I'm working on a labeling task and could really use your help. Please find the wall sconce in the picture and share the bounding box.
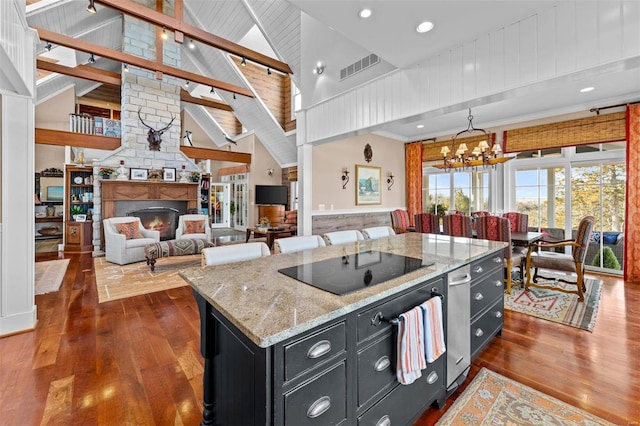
[341,168,350,189]
[267,168,274,176]
[387,172,394,190]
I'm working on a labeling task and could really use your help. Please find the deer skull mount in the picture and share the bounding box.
[138,108,175,151]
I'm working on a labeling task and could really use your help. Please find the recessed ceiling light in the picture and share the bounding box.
[416,124,424,129]
[580,86,595,93]
[416,21,434,33]
[359,8,372,18]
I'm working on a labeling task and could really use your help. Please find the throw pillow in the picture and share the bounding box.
[114,221,143,240]
[602,232,620,245]
[184,220,205,234]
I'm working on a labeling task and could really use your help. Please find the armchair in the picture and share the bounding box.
[176,214,211,242]
[524,215,595,302]
[390,209,415,234]
[103,217,160,265]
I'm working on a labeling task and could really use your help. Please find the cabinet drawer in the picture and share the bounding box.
[284,322,346,382]
[471,297,504,359]
[357,333,395,407]
[470,268,504,320]
[357,278,445,344]
[470,254,503,281]
[357,356,444,426]
[284,361,347,426]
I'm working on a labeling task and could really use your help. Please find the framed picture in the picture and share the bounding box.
[75,214,87,222]
[355,164,382,205]
[130,168,148,181]
[163,167,176,182]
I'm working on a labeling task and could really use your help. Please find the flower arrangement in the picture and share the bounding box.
[99,166,115,177]
[190,171,201,181]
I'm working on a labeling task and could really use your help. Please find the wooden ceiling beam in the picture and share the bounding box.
[95,0,292,74]
[180,146,251,164]
[180,89,232,111]
[34,27,254,98]
[36,59,121,86]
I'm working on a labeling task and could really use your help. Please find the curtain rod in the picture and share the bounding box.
[590,100,640,115]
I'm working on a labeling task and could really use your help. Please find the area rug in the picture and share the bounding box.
[94,255,201,303]
[436,368,614,425]
[504,274,602,332]
[35,259,70,295]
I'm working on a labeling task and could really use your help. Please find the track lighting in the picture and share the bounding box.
[267,68,272,75]
[161,26,168,40]
[44,41,52,52]
[123,63,129,72]
[233,93,236,99]
[88,54,96,64]
[86,0,97,14]
[210,87,215,94]
[188,39,195,49]
[241,57,246,66]
[185,80,190,87]
[313,62,325,75]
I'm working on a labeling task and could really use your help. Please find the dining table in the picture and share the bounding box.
[510,231,544,247]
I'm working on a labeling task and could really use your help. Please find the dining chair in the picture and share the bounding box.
[414,213,440,234]
[361,226,396,239]
[201,242,271,266]
[476,215,523,294]
[502,212,529,233]
[471,211,490,218]
[524,215,595,302]
[274,235,326,253]
[390,209,415,234]
[442,214,473,238]
[323,230,365,245]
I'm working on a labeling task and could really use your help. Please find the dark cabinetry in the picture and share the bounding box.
[199,173,211,217]
[469,253,504,359]
[64,165,94,252]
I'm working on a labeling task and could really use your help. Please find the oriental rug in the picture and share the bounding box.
[35,259,70,295]
[504,274,602,332]
[94,255,200,303]
[436,368,614,425]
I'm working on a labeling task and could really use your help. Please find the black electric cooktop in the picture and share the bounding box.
[278,250,434,295]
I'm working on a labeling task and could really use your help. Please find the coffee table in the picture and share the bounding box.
[246,227,294,249]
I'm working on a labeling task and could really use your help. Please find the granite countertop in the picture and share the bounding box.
[180,233,506,348]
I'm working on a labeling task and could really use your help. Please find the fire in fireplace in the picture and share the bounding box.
[127,207,180,241]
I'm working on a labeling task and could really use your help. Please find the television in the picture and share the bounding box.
[46,186,64,202]
[255,185,288,205]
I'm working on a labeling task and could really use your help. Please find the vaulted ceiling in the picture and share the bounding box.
[28,0,640,166]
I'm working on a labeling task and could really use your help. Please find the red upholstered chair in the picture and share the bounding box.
[414,213,440,234]
[476,215,523,294]
[390,209,415,234]
[502,212,529,233]
[524,215,594,302]
[442,214,473,238]
[471,211,490,218]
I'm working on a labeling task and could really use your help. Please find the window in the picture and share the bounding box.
[424,170,489,215]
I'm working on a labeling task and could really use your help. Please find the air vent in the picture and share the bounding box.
[340,54,379,80]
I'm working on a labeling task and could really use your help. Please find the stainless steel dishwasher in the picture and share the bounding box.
[446,265,471,394]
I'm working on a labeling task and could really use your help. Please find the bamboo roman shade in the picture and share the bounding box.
[422,134,496,162]
[503,112,626,153]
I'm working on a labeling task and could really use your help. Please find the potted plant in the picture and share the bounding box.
[70,205,83,221]
[99,166,115,179]
[229,200,236,218]
[190,171,201,182]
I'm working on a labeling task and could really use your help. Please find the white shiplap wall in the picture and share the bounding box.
[1,0,33,96]
[304,1,640,143]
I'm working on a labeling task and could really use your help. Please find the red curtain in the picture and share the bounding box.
[625,104,640,282]
[405,142,423,227]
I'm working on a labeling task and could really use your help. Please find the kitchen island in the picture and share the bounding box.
[180,232,506,426]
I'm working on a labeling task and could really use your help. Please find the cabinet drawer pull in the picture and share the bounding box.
[474,328,484,337]
[307,340,331,359]
[494,311,503,318]
[306,396,331,418]
[494,280,503,287]
[473,266,483,274]
[374,356,391,372]
[474,292,484,301]
[376,414,391,426]
[493,256,503,264]
[426,371,439,385]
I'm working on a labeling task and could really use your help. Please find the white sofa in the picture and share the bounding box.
[176,214,211,242]
[103,217,160,265]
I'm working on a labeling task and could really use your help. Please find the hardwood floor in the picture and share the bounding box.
[1,252,638,425]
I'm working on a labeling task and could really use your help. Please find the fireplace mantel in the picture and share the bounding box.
[101,180,199,220]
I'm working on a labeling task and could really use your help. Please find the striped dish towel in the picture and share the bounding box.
[396,306,427,385]
[420,297,446,363]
